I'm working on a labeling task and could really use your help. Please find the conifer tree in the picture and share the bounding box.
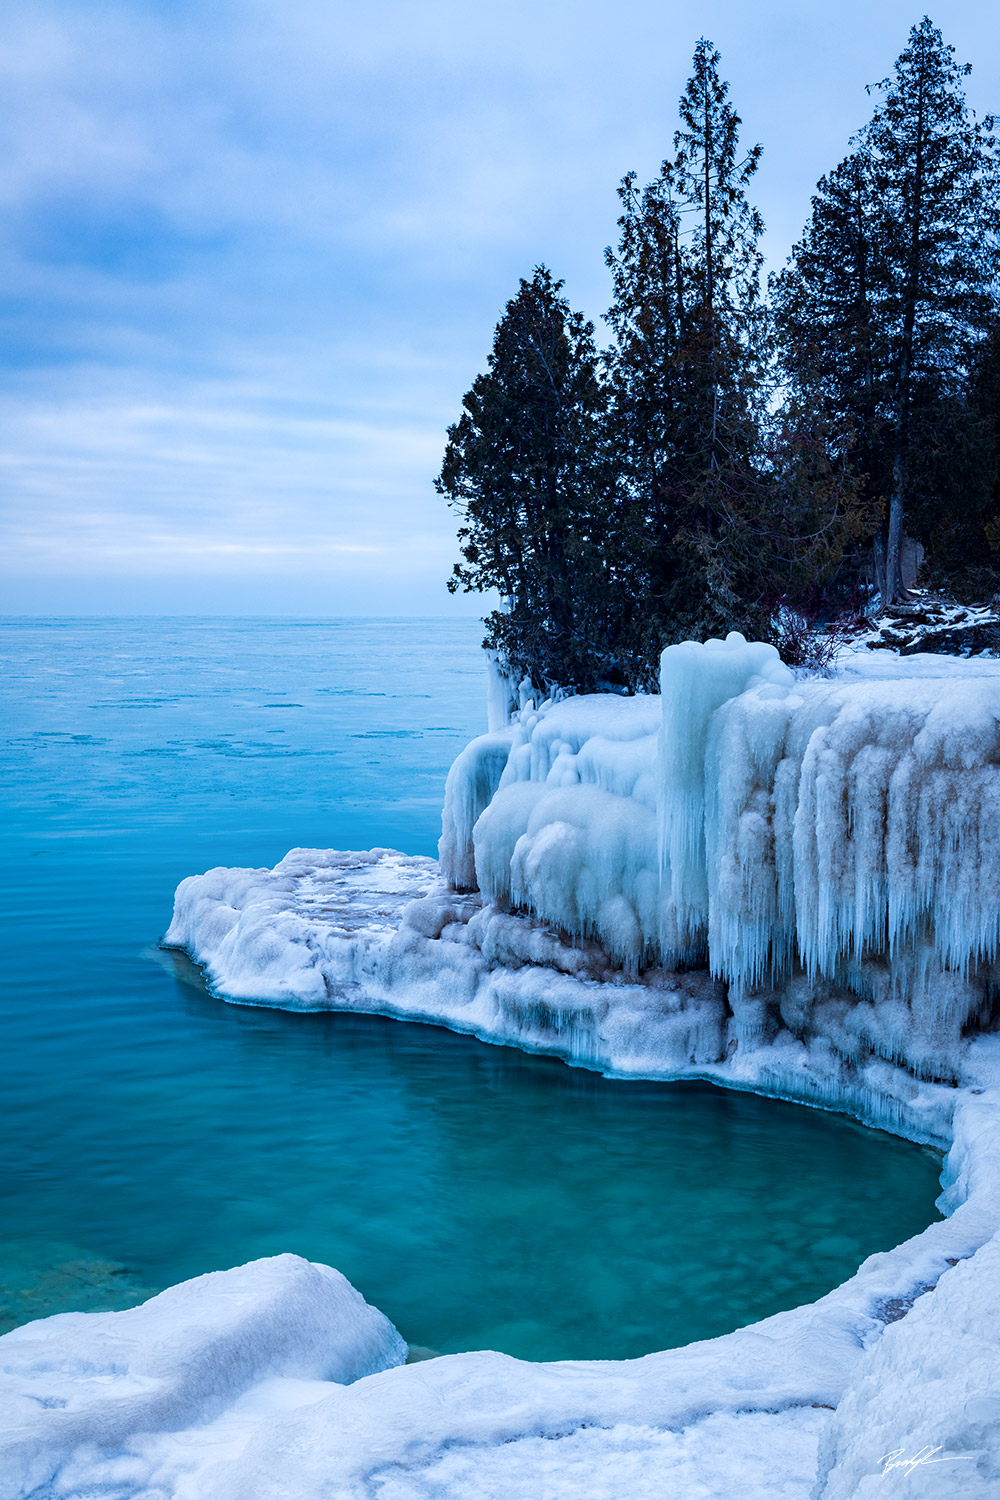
[437,267,616,691]
[603,39,770,668]
[771,152,892,545]
[910,320,1000,596]
[773,17,999,605]
[602,167,690,676]
[670,37,765,480]
[862,16,998,600]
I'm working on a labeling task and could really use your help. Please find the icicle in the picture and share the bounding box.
[658,633,793,951]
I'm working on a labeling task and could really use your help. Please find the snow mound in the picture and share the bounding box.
[0,1254,405,1500]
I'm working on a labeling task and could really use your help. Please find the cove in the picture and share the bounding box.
[0,618,942,1362]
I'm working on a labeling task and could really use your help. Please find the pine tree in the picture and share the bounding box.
[911,320,1000,596]
[862,16,999,601]
[771,151,893,552]
[602,167,690,678]
[436,267,617,692]
[603,39,770,670]
[670,37,765,481]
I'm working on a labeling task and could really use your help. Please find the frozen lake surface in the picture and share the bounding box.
[0,618,942,1360]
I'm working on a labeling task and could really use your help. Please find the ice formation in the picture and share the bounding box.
[437,635,1000,1086]
[13,632,1000,1497]
[164,636,1000,1140]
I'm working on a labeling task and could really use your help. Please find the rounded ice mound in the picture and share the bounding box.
[0,1254,406,1500]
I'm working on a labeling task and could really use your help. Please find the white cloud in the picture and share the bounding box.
[1,0,998,612]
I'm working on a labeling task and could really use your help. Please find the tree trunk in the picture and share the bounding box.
[882,54,927,609]
[884,462,908,605]
[872,534,887,601]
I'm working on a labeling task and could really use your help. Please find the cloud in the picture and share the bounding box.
[1,0,998,612]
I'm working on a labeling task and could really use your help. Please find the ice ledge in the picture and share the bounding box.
[165,845,974,1147]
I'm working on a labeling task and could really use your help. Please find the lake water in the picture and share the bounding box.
[0,618,942,1361]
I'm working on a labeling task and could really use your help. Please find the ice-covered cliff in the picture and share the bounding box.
[440,634,1000,1089]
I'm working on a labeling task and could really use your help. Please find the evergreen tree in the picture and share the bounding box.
[773,17,999,605]
[670,37,765,480]
[603,38,771,671]
[771,151,893,554]
[437,267,617,692]
[862,16,999,600]
[602,167,690,677]
[910,320,1000,596]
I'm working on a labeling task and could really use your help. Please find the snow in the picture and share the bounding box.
[816,1212,1000,1498]
[214,1393,829,1499]
[13,632,1000,1497]
[846,592,1000,658]
[0,1254,405,1500]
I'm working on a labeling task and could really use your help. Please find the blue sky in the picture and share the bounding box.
[2,1,998,616]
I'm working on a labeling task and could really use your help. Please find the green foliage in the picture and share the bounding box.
[439,20,1000,693]
[775,17,1000,603]
[771,152,894,522]
[436,267,622,693]
[601,38,775,677]
[866,17,1000,599]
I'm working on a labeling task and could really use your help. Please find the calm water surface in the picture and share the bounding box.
[0,618,942,1360]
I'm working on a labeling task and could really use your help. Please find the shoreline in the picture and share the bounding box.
[151,841,1000,1495]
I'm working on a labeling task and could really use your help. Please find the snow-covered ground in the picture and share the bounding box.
[6,633,1000,1497]
[847,590,1000,658]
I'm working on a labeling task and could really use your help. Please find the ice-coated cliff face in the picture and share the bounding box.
[465,693,662,963]
[440,635,1000,1082]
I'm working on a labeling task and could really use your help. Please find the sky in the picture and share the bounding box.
[2,1,999,616]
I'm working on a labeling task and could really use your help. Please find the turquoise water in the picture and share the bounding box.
[0,618,942,1361]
